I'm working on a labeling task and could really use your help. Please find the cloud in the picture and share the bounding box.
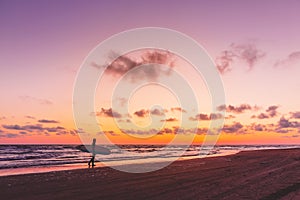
[189,114,209,121]
[170,107,186,113]
[278,117,300,129]
[216,50,235,74]
[247,123,267,132]
[266,105,279,117]
[117,119,131,123]
[249,113,300,134]
[75,128,89,136]
[231,43,266,69]
[44,126,65,132]
[69,130,77,136]
[222,122,243,133]
[275,128,291,134]
[175,127,208,135]
[161,117,178,122]
[2,124,23,130]
[96,108,122,118]
[25,116,35,119]
[3,124,65,133]
[210,113,224,120]
[91,50,175,81]
[282,134,300,138]
[290,111,300,119]
[256,113,269,119]
[253,124,264,131]
[0,133,20,138]
[274,51,300,68]
[216,104,226,111]
[253,105,279,119]
[189,113,223,121]
[0,116,6,120]
[172,127,209,135]
[150,108,166,116]
[133,109,149,118]
[122,128,160,136]
[194,128,209,135]
[225,114,236,119]
[0,129,24,138]
[273,116,300,134]
[217,104,252,114]
[216,43,265,74]
[120,126,210,136]
[227,104,252,114]
[104,130,120,136]
[38,119,59,123]
[19,95,53,105]
[162,128,173,134]
[133,108,175,118]
[2,123,76,137]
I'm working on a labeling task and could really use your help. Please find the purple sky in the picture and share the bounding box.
[0,0,300,143]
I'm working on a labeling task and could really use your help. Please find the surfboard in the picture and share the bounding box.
[76,145,111,155]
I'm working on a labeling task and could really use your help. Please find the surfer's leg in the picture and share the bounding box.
[92,156,95,167]
[88,157,92,167]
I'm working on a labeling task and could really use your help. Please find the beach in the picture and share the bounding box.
[0,148,299,200]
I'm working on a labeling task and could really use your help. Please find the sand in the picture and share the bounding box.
[0,148,299,200]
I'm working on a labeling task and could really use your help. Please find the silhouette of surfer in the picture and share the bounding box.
[88,138,96,168]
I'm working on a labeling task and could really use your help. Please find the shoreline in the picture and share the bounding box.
[1,148,300,199]
[0,146,297,177]
[0,148,242,177]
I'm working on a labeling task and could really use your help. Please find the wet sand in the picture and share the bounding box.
[0,148,299,200]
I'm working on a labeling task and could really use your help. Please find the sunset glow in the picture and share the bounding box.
[1,0,300,145]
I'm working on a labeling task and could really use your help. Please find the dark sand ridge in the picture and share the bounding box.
[0,148,299,200]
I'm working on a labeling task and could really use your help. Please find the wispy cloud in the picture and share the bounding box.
[274,51,300,68]
[133,109,149,118]
[117,119,131,123]
[1,123,77,137]
[217,104,253,114]
[215,50,235,74]
[252,105,279,119]
[96,108,122,118]
[189,114,210,121]
[216,42,265,74]
[170,107,186,113]
[25,116,35,119]
[248,123,266,132]
[225,114,236,119]
[150,108,166,116]
[161,117,178,122]
[19,95,53,105]
[103,130,120,136]
[189,113,223,121]
[118,127,209,136]
[231,43,266,69]
[0,133,20,138]
[38,119,59,123]
[91,50,175,82]
[253,113,269,119]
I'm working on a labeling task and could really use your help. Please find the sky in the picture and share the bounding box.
[0,0,300,144]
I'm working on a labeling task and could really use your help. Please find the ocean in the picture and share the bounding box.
[0,144,299,176]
